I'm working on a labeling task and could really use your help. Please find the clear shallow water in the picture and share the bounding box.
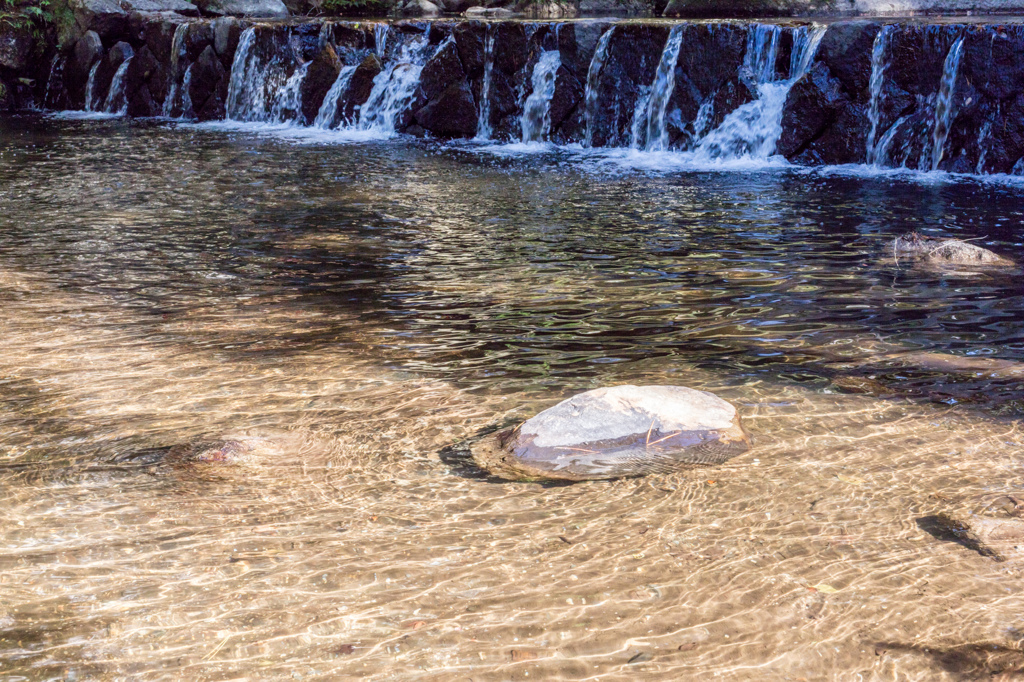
[1,114,1024,679]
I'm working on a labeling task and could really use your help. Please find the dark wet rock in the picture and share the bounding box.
[124,45,159,115]
[70,0,129,40]
[323,22,369,52]
[473,385,751,482]
[196,0,288,17]
[453,21,486,78]
[934,512,1024,562]
[300,43,342,124]
[587,25,670,147]
[893,233,1015,269]
[548,65,584,140]
[415,82,478,137]
[213,17,243,60]
[144,12,191,65]
[411,37,477,137]
[664,23,750,148]
[336,53,380,126]
[816,21,879,97]
[182,21,215,62]
[778,61,850,160]
[67,30,104,108]
[0,24,33,72]
[186,44,227,120]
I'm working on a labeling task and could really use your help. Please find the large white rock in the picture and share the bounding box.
[474,385,751,481]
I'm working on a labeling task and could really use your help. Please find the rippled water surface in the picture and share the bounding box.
[2,114,1024,680]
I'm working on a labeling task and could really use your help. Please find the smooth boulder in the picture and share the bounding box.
[935,512,1024,563]
[474,385,751,481]
[893,233,1015,269]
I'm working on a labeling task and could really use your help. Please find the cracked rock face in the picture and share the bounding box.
[474,385,751,481]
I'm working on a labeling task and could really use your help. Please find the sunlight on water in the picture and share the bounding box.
[1,116,1023,680]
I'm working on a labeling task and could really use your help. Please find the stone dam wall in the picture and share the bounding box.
[22,16,1024,174]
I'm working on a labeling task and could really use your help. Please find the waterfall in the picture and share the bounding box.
[929,35,964,171]
[181,67,194,118]
[475,27,496,140]
[642,25,684,151]
[84,62,101,112]
[357,35,430,135]
[374,23,389,60]
[584,27,615,147]
[314,64,358,129]
[629,87,651,149]
[271,62,309,124]
[692,24,825,163]
[976,116,994,174]
[162,23,189,117]
[44,54,66,109]
[102,53,134,114]
[520,51,561,143]
[874,114,907,167]
[865,25,893,164]
[226,28,262,120]
[744,24,781,84]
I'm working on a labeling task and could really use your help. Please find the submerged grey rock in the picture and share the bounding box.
[474,385,751,481]
[893,233,1015,269]
[935,512,1024,563]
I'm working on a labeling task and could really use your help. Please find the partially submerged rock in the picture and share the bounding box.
[893,232,1015,270]
[473,385,751,482]
[935,511,1024,563]
[166,437,276,465]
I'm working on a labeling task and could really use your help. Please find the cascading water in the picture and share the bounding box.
[314,65,358,129]
[374,23,389,60]
[162,23,189,117]
[692,24,825,163]
[520,51,561,143]
[357,34,430,135]
[102,52,134,115]
[641,25,684,151]
[629,87,652,149]
[929,35,964,171]
[270,62,309,124]
[865,25,893,164]
[584,27,615,147]
[475,27,496,140]
[744,24,781,84]
[226,28,264,120]
[44,55,66,109]
[84,62,101,112]
[226,27,304,123]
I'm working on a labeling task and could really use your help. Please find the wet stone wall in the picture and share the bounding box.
[38,16,1024,174]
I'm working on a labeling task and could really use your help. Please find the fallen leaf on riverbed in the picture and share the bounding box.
[809,584,839,594]
[402,620,427,630]
[835,475,866,486]
[510,649,538,662]
[335,644,356,655]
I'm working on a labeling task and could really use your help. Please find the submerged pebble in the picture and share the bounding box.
[473,385,751,482]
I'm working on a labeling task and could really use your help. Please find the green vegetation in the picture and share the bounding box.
[0,0,72,46]
[306,0,392,16]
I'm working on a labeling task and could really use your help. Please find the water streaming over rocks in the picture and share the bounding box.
[475,27,497,140]
[33,17,1024,176]
[520,50,561,143]
[930,35,965,172]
